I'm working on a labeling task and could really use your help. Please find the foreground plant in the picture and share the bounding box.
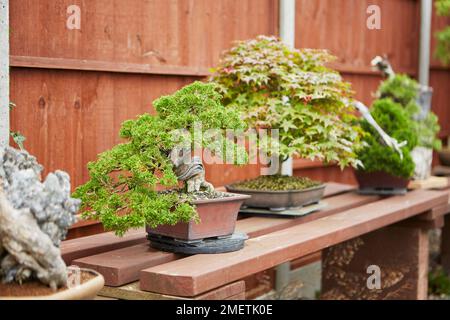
[210,35,363,171]
[73,82,247,236]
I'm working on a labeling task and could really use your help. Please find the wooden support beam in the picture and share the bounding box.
[322,225,429,300]
[10,55,210,77]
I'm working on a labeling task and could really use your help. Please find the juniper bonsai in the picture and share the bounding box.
[210,35,363,171]
[73,82,247,236]
[357,98,418,179]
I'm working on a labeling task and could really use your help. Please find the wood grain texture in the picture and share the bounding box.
[139,190,448,297]
[322,226,429,300]
[61,228,146,265]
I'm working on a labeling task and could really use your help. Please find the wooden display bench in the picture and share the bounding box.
[61,182,450,300]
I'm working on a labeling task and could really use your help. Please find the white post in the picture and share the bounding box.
[279,0,296,176]
[0,0,9,148]
[419,0,432,86]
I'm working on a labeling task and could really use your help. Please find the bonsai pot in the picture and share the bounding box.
[438,148,450,167]
[0,268,104,300]
[355,170,410,190]
[225,184,326,210]
[146,193,251,241]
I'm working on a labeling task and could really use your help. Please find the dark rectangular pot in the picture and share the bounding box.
[224,184,326,210]
[355,170,410,190]
[146,193,251,241]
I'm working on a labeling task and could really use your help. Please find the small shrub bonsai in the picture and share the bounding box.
[210,36,363,195]
[73,82,248,237]
[356,98,418,183]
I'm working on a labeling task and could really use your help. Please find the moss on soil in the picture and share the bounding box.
[231,175,322,191]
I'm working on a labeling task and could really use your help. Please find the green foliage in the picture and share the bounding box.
[8,101,26,150]
[429,266,450,297]
[210,35,363,169]
[377,74,441,150]
[357,99,418,179]
[73,82,247,236]
[435,0,450,65]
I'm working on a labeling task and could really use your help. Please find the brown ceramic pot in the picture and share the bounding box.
[146,193,251,241]
[355,170,410,190]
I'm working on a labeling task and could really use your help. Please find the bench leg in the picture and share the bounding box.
[321,225,429,300]
[441,215,450,274]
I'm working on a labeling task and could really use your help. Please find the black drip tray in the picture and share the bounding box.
[147,232,248,254]
[358,188,407,196]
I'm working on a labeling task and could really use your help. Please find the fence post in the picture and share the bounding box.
[0,0,9,148]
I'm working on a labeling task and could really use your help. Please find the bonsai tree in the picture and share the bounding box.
[73,82,247,236]
[377,74,441,151]
[435,0,450,65]
[210,35,363,174]
[357,98,418,179]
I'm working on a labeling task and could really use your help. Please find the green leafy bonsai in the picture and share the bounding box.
[73,82,247,236]
[210,36,363,171]
[435,0,450,65]
[357,98,418,178]
[377,74,441,150]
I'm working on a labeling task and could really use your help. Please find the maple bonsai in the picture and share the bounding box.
[73,82,248,237]
[210,36,363,193]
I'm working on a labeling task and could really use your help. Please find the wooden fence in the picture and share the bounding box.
[8,0,450,235]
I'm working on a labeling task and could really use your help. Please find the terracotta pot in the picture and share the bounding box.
[438,149,450,167]
[355,170,410,190]
[0,268,104,300]
[146,193,251,241]
[225,184,326,210]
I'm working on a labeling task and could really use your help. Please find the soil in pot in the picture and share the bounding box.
[0,269,102,299]
[355,170,410,195]
[225,175,326,210]
[147,190,250,248]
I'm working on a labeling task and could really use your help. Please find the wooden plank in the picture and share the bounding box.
[98,280,245,300]
[237,192,379,238]
[323,182,356,197]
[61,228,146,265]
[408,176,450,190]
[10,55,210,77]
[140,190,448,297]
[74,189,364,286]
[73,244,181,286]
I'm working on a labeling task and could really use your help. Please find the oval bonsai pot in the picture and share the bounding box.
[438,148,450,167]
[224,184,326,210]
[0,268,104,300]
[146,193,251,241]
[355,170,410,190]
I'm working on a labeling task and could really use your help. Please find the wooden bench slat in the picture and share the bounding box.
[98,280,245,300]
[323,182,356,197]
[73,243,182,286]
[61,228,146,265]
[72,191,375,287]
[140,189,448,297]
[237,192,379,238]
